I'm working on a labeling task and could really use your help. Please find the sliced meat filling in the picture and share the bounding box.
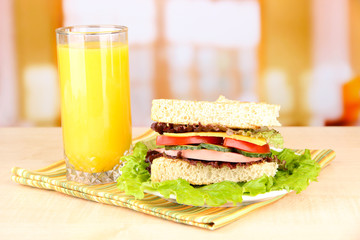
[145,149,276,173]
[156,148,262,163]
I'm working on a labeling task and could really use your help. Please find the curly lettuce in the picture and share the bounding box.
[117,143,149,199]
[226,128,284,148]
[117,142,321,207]
[271,148,321,193]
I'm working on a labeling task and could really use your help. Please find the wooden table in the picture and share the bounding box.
[1,127,359,239]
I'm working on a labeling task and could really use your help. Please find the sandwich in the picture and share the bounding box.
[147,96,283,185]
[117,96,321,207]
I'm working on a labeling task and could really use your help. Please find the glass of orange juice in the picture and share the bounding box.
[56,25,132,184]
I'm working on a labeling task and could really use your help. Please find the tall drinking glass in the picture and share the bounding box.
[56,25,132,184]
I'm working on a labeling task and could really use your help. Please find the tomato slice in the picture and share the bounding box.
[223,138,270,153]
[156,135,223,146]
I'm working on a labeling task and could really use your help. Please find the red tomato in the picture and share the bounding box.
[223,138,270,153]
[156,135,223,146]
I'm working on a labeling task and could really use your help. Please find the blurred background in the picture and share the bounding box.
[0,0,360,127]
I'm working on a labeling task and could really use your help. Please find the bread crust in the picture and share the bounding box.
[151,97,281,129]
[150,157,278,185]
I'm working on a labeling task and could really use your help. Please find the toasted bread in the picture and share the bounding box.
[150,157,278,185]
[151,96,281,129]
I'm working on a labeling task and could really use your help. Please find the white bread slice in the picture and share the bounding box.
[151,96,281,129]
[150,157,278,185]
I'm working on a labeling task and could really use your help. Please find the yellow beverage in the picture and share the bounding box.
[57,42,131,173]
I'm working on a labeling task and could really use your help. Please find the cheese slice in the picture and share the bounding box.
[163,132,267,146]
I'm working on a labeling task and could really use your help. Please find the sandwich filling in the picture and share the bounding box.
[145,149,276,170]
[147,122,284,185]
[151,122,284,148]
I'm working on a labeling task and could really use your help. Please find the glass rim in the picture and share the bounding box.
[56,25,128,35]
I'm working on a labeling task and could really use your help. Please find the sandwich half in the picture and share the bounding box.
[146,96,284,185]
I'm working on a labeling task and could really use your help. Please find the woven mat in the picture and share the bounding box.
[11,130,335,230]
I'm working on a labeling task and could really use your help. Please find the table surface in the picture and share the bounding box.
[1,127,360,239]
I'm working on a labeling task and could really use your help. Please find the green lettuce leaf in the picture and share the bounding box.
[227,128,284,148]
[116,143,321,207]
[271,149,321,193]
[116,142,150,199]
[241,175,274,196]
[265,131,284,149]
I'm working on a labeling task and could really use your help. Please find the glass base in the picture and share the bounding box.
[65,159,120,185]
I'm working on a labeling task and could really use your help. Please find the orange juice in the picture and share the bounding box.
[57,42,131,173]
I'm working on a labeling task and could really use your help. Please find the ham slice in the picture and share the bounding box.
[154,149,262,163]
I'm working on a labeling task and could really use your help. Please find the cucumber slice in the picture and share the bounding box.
[165,143,270,158]
[165,143,232,152]
[234,149,271,158]
[199,143,232,152]
[165,145,202,150]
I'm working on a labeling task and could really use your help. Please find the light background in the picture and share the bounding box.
[0,0,360,127]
